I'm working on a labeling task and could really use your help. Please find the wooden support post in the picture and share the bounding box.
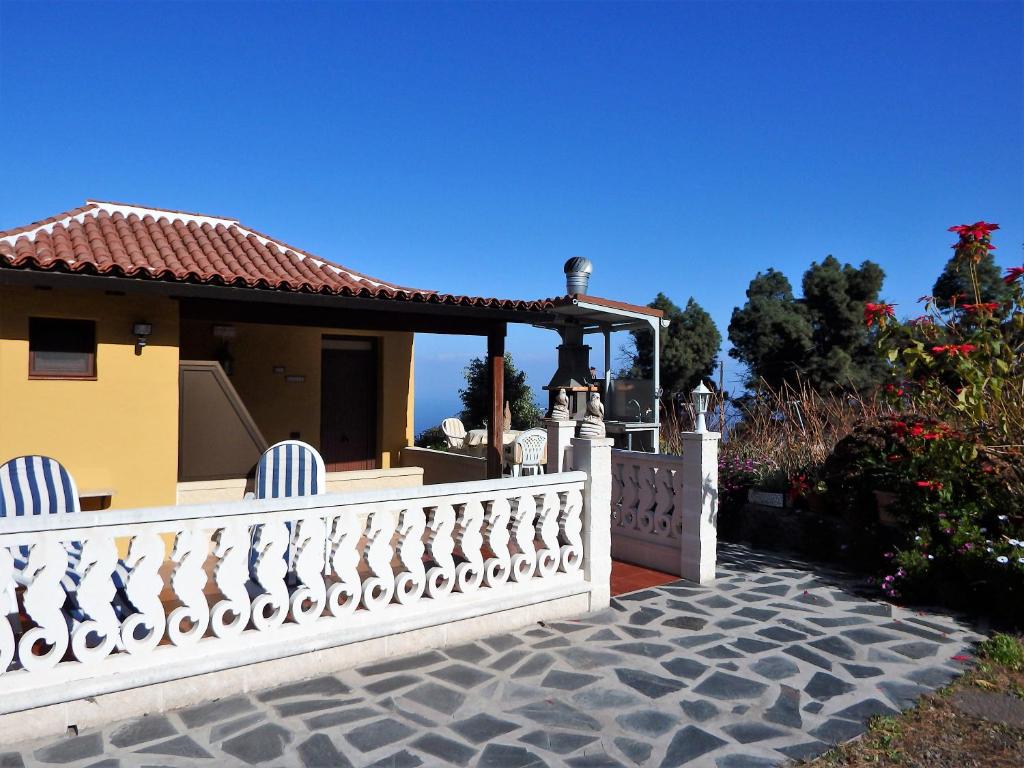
[487,326,506,479]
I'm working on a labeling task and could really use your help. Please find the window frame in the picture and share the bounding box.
[28,317,98,381]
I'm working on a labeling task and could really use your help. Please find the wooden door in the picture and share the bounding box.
[320,339,378,471]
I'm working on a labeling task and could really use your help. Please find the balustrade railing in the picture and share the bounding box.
[611,449,685,544]
[0,472,588,713]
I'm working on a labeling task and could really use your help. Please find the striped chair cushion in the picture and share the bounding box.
[254,441,326,500]
[0,455,80,519]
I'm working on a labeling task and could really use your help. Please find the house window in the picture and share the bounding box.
[29,318,97,379]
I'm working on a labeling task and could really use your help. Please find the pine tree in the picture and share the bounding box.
[458,354,543,430]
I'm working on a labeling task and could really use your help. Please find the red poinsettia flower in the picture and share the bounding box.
[915,480,944,490]
[864,302,896,327]
[1004,266,1024,285]
[962,302,1000,313]
[931,344,976,358]
[948,221,999,239]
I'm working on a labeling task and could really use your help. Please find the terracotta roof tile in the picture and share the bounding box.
[0,201,561,312]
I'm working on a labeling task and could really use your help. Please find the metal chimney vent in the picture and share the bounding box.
[564,257,593,295]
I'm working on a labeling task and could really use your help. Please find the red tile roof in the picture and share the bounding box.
[0,200,559,312]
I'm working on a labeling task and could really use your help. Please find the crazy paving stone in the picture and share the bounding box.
[614,668,687,699]
[679,699,720,723]
[783,645,833,671]
[881,621,951,643]
[615,709,677,737]
[807,616,867,628]
[446,643,492,663]
[833,698,898,722]
[511,699,601,731]
[734,607,779,621]
[878,681,931,709]
[402,681,466,715]
[178,695,256,728]
[693,671,768,700]
[365,749,424,768]
[732,638,780,654]
[358,651,447,676]
[841,664,884,679]
[722,722,790,744]
[221,725,291,763]
[344,718,416,753]
[809,718,866,745]
[430,663,494,688]
[715,755,780,768]
[379,696,436,728]
[629,607,664,626]
[449,713,520,744]
[274,698,360,717]
[556,647,625,670]
[662,616,708,631]
[750,655,800,681]
[484,634,524,652]
[673,632,726,648]
[210,713,266,742]
[804,672,856,701]
[716,618,756,630]
[108,715,177,748]
[611,642,674,658]
[775,741,829,761]
[756,627,805,643]
[297,734,353,768]
[0,754,23,768]
[891,641,940,660]
[519,730,597,755]
[34,734,104,764]
[305,706,379,730]
[409,733,477,766]
[615,737,652,764]
[533,637,571,650]
[907,666,958,687]
[566,754,627,767]
[572,687,642,710]
[618,590,663,601]
[136,735,212,759]
[665,600,712,616]
[515,652,556,677]
[661,657,709,679]
[257,676,349,702]
[620,626,663,639]
[809,636,857,661]
[764,685,802,728]
[587,628,621,642]
[697,644,744,659]
[541,669,602,691]
[365,674,421,695]
[660,726,728,767]
[491,650,532,669]
[477,743,548,767]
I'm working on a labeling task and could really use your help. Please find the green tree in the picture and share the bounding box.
[622,294,721,397]
[459,354,543,430]
[728,258,887,391]
[932,250,1012,309]
[727,269,813,389]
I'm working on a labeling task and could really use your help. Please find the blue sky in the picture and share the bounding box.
[2,1,1021,432]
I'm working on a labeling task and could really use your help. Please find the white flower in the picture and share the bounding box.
[1009,539,1021,547]
[927,555,934,560]
[915,536,921,541]
[996,556,1009,564]
[987,547,994,553]
[998,515,1009,521]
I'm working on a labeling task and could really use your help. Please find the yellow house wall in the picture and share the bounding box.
[0,285,180,509]
[179,320,414,469]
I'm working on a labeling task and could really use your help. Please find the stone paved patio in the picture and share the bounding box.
[0,544,984,767]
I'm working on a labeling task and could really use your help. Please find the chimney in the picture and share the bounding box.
[564,257,593,295]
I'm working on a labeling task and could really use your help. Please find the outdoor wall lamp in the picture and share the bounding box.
[132,322,153,355]
[692,381,711,433]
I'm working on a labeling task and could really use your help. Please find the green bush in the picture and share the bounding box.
[978,633,1024,671]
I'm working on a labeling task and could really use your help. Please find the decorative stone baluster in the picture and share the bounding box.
[671,470,685,537]
[620,463,639,530]
[290,516,327,624]
[558,487,584,573]
[455,500,484,593]
[327,512,361,617]
[636,466,658,533]
[168,529,211,646]
[654,468,676,538]
[509,494,537,582]
[0,547,14,675]
[362,508,396,610]
[71,535,120,663]
[210,523,252,638]
[482,496,511,588]
[535,492,561,577]
[18,538,70,672]
[252,521,290,630]
[425,504,456,598]
[121,532,166,653]
[394,507,426,605]
[610,459,624,522]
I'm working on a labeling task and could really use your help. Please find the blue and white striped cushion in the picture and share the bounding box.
[0,455,80,519]
[254,441,324,500]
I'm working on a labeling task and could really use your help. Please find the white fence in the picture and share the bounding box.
[0,469,600,716]
[610,431,720,583]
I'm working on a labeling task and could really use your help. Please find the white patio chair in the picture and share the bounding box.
[511,429,547,477]
[0,455,131,622]
[441,418,467,450]
[249,440,327,578]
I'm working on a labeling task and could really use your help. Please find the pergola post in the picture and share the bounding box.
[487,325,506,479]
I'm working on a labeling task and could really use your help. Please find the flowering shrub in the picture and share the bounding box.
[858,222,1024,621]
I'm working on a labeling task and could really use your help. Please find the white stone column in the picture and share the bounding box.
[545,419,577,473]
[679,431,721,584]
[571,436,614,611]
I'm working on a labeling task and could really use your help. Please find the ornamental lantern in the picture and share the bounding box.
[692,381,712,433]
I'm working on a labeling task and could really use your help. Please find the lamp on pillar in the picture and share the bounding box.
[692,381,712,433]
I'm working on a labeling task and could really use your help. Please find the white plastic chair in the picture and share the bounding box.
[511,429,547,477]
[441,418,467,450]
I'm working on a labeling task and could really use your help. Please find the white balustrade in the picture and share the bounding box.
[0,471,590,714]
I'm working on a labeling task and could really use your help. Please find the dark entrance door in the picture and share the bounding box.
[320,338,378,471]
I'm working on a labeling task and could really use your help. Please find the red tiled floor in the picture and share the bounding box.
[610,559,677,596]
